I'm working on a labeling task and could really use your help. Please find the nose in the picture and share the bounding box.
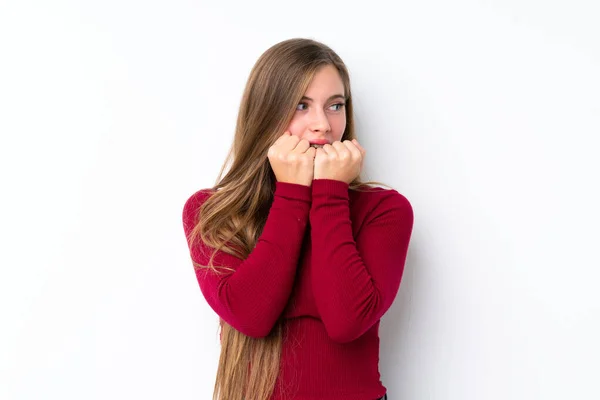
[308,108,331,133]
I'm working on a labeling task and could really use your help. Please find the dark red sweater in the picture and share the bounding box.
[182,179,413,400]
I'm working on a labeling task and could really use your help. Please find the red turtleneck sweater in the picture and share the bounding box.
[182,179,413,400]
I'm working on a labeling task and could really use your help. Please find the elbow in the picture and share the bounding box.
[324,322,364,344]
[322,292,388,343]
[238,323,275,339]
[321,302,384,343]
[221,314,278,339]
[202,286,281,339]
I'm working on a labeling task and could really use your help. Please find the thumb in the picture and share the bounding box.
[352,139,366,156]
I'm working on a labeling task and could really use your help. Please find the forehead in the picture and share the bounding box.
[304,65,345,97]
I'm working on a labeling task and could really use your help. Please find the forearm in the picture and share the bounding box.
[309,179,413,342]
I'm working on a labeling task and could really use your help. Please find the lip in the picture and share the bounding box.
[309,139,329,145]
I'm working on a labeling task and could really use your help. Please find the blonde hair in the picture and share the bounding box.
[187,38,390,400]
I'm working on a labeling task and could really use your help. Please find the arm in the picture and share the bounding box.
[182,182,311,338]
[309,179,414,343]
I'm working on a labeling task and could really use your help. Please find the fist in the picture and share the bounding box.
[313,139,366,184]
[267,131,317,187]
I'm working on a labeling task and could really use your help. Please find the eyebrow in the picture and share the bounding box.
[301,94,347,103]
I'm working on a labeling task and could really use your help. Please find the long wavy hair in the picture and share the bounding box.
[187,38,390,400]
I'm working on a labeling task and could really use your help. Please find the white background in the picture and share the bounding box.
[1,1,599,399]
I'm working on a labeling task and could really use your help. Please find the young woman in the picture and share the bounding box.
[183,38,413,400]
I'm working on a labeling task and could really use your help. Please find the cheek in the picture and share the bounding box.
[332,114,347,140]
[285,116,305,137]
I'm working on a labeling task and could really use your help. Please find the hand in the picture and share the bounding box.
[267,132,317,187]
[313,139,366,184]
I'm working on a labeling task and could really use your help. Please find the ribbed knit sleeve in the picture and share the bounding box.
[309,179,414,343]
[182,182,311,338]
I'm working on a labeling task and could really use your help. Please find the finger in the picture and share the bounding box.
[351,139,366,171]
[273,131,291,145]
[280,133,301,152]
[343,140,362,161]
[352,139,366,157]
[321,143,335,155]
[292,138,311,153]
[270,131,292,151]
[332,141,351,158]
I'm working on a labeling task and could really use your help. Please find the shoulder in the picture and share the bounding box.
[182,188,216,230]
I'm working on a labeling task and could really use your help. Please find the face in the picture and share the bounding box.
[286,64,347,147]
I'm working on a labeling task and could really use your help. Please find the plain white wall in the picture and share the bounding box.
[1,1,599,399]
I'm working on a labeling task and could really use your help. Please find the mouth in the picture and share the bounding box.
[309,138,329,146]
[309,139,329,148]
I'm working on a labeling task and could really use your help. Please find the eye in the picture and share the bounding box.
[296,102,308,111]
[329,103,345,111]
